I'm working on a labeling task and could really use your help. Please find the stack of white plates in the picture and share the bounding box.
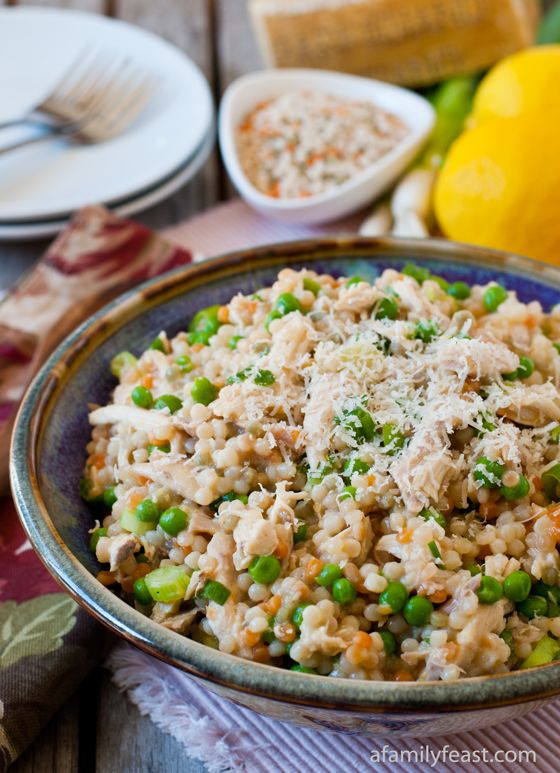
[0,8,215,240]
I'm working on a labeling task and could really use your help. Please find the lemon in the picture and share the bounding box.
[434,112,560,265]
[471,45,560,125]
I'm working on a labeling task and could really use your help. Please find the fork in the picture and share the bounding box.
[0,52,155,156]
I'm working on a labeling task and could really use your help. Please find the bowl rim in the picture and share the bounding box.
[218,68,435,212]
[10,234,560,713]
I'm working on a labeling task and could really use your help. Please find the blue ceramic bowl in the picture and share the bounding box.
[10,237,560,738]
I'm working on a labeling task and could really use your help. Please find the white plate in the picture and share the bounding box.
[219,69,435,225]
[0,7,213,222]
[0,128,214,241]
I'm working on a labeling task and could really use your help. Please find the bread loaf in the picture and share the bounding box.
[249,0,540,87]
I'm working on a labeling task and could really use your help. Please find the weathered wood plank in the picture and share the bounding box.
[215,0,262,92]
[96,670,209,773]
[10,693,80,773]
[13,0,104,12]
[116,0,221,226]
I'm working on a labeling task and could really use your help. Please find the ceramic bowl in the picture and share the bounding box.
[11,237,560,738]
[219,69,434,224]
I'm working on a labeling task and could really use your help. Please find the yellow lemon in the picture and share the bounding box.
[471,45,560,124]
[434,112,560,265]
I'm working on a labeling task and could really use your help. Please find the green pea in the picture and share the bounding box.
[154,394,183,414]
[293,521,308,544]
[316,563,343,587]
[265,292,303,330]
[176,355,193,373]
[159,507,188,535]
[403,596,434,626]
[228,335,243,350]
[290,664,316,673]
[133,577,153,605]
[429,275,449,291]
[135,499,160,523]
[343,458,369,478]
[374,297,399,320]
[147,442,171,455]
[477,576,503,605]
[131,385,153,409]
[102,486,117,508]
[517,595,548,619]
[110,351,137,378]
[554,342,560,355]
[447,281,471,300]
[413,319,439,343]
[381,423,406,454]
[89,527,107,553]
[249,555,282,585]
[419,508,446,530]
[500,629,514,650]
[402,263,430,284]
[198,580,231,605]
[292,603,312,629]
[379,630,397,655]
[332,578,357,605]
[503,571,532,603]
[188,305,222,345]
[473,456,504,488]
[379,581,409,613]
[542,463,560,500]
[483,284,508,313]
[191,376,217,405]
[503,355,535,381]
[345,276,367,287]
[501,474,530,501]
[210,491,249,510]
[531,581,560,606]
[337,406,375,443]
[468,564,482,576]
[149,337,166,352]
[254,369,275,386]
[303,277,321,296]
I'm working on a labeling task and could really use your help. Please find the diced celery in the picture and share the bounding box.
[120,508,156,536]
[520,635,560,669]
[144,566,190,603]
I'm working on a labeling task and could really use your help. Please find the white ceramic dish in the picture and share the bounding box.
[0,7,214,222]
[219,69,435,225]
[0,129,214,241]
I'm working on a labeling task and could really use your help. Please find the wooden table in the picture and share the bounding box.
[0,1,260,769]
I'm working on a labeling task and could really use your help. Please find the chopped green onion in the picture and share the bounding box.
[473,456,504,488]
[419,508,446,530]
[198,580,231,605]
[413,319,439,343]
[149,337,166,352]
[303,277,321,296]
[428,540,441,560]
[110,351,137,378]
[542,463,560,500]
[144,566,189,603]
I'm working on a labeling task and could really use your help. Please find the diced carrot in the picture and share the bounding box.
[128,491,144,509]
[275,623,296,643]
[428,589,448,604]
[394,670,413,682]
[275,542,289,559]
[217,306,229,323]
[96,571,116,586]
[397,528,414,544]
[479,502,500,519]
[366,474,376,486]
[353,631,372,649]
[241,629,261,648]
[290,429,300,444]
[192,343,205,352]
[91,454,106,470]
[261,595,282,615]
[305,557,323,580]
[533,476,543,491]
[141,374,153,389]
[252,645,271,663]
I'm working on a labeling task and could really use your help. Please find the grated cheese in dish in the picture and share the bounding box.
[236,90,408,199]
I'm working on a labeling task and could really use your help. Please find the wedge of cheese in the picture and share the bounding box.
[249,0,539,87]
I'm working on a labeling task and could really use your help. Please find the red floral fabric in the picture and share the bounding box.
[0,207,192,769]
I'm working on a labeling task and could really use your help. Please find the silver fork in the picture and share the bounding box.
[0,52,155,156]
